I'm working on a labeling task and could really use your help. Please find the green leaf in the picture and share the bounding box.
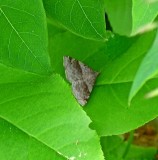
[0,67,104,159]
[85,79,158,136]
[0,0,52,75]
[91,32,155,84]
[104,0,158,35]
[129,29,158,103]
[132,0,158,35]
[0,119,65,160]
[101,136,157,160]
[125,145,156,160]
[104,0,132,36]
[101,136,123,153]
[43,0,106,41]
[0,62,45,84]
[101,136,124,160]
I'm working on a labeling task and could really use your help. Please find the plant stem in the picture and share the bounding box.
[122,130,134,159]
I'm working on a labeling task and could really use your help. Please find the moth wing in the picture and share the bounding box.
[79,62,99,92]
[72,81,90,106]
[63,56,82,83]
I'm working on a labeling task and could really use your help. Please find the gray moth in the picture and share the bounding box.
[63,56,99,106]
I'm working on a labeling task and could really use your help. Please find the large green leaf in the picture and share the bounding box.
[104,0,158,36]
[43,0,106,41]
[0,0,52,75]
[129,29,158,103]
[85,79,158,135]
[0,119,65,160]
[0,67,104,159]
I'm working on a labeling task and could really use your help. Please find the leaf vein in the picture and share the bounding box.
[0,7,49,72]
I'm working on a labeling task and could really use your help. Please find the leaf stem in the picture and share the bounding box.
[122,130,134,159]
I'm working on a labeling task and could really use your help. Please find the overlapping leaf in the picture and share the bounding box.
[48,25,158,136]
[104,0,158,35]
[1,1,158,159]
